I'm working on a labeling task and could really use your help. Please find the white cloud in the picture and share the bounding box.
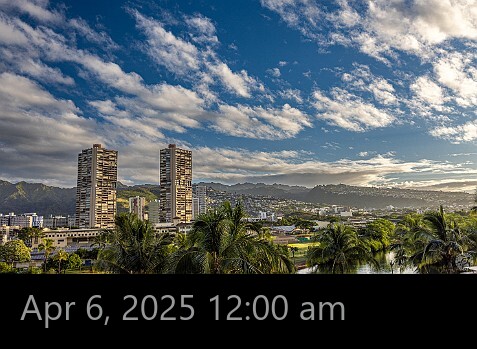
[212,104,311,139]
[278,60,288,66]
[0,72,99,185]
[267,67,281,77]
[430,120,477,142]
[278,88,303,103]
[184,14,218,44]
[358,151,369,157]
[341,64,398,105]
[133,10,262,99]
[0,14,29,44]
[262,0,477,62]
[210,63,255,98]
[0,0,63,24]
[68,18,118,49]
[433,52,477,107]
[410,75,446,112]
[134,11,200,76]
[193,147,475,190]
[369,78,397,105]
[312,88,395,131]
[260,0,322,39]
[8,54,74,85]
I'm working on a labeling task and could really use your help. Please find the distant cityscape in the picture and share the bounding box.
[1,142,476,274]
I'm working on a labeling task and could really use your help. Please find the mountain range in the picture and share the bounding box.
[0,179,474,216]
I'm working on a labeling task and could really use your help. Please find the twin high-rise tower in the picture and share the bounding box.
[75,143,193,228]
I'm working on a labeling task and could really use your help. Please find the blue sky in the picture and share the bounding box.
[1,0,477,192]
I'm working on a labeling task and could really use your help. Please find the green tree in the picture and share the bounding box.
[67,253,82,271]
[38,238,55,273]
[54,249,68,274]
[96,213,173,274]
[0,261,14,273]
[306,223,377,274]
[168,202,294,274]
[0,240,31,267]
[289,246,299,265]
[417,206,471,273]
[390,213,426,273]
[17,227,43,247]
[363,218,395,252]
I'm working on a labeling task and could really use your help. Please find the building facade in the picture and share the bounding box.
[129,196,146,221]
[192,197,200,220]
[75,144,118,229]
[192,185,207,216]
[148,199,160,224]
[159,144,192,223]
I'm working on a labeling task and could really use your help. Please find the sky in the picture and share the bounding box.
[1,0,477,192]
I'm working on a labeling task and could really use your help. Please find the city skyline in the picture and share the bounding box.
[1,1,477,193]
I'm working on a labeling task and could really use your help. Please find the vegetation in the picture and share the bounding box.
[168,202,294,274]
[306,223,378,274]
[17,227,43,246]
[54,249,69,274]
[96,213,173,274]
[391,206,475,273]
[38,238,55,273]
[0,240,31,267]
[362,218,395,252]
[0,261,14,273]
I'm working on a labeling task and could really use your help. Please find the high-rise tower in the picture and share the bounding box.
[75,144,117,228]
[159,144,192,223]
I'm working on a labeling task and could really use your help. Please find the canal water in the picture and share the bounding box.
[297,251,417,274]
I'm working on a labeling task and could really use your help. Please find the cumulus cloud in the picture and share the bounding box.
[433,52,477,107]
[430,120,477,142]
[0,72,100,185]
[261,0,477,62]
[411,75,445,107]
[0,0,63,24]
[260,0,322,40]
[267,67,281,77]
[211,104,311,139]
[278,88,303,103]
[134,11,200,76]
[312,88,395,131]
[341,64,398,105]
[132,10,262,99]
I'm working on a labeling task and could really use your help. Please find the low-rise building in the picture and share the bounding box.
[32,228,103,250]
[274,235,299,245]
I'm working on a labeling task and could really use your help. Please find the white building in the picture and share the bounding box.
[192,185,207,216]
[43,215,72,228]
[129,196,146,221]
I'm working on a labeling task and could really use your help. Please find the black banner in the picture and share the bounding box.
[1,274,475,332]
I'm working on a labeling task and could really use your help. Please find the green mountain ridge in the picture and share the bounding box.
[0,180,474,216]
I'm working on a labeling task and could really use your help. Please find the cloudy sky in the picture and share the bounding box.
[1,0,477,192]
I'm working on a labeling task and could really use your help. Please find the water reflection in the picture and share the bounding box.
[297,251,417,274]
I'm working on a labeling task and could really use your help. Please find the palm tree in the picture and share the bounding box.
[416,206,471,273]
[54,249,68,274]
[306,223,377,274]
[390,213,427,273]
[168,202,294,274]
[96,213,173,274]
[38,238,55,273]
[289,246,299,265]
